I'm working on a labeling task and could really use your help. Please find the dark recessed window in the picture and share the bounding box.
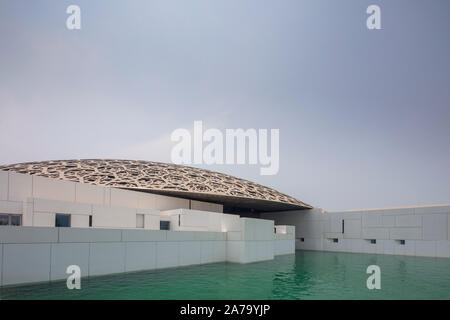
[0,214,22,226]
[55,214,71,227]
[0,214,10,225]
[333,238,339,243]
[160,220,170,230]
[370,239,377,244]
[300,238,305,242]
[89,215,93,227]
[400,240,406,245]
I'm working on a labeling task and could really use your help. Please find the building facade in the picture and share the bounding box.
[0,159,449,287]
[0,160,297,286]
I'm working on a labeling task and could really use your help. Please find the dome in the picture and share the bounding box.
[0,159,312,212]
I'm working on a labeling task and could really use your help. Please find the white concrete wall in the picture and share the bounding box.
[274,225,296,255]
[226,218,277,263]
[0,223,295,287]
[161,209,224,232]
[0,171,222,227]
[261,205,450,258]
[190,200,223,214]
[0,171,224,228]
[0,226,227,286]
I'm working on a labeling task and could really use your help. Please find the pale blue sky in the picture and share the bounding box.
[0,0,449,211]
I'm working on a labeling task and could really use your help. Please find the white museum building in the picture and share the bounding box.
[0,159,449,287]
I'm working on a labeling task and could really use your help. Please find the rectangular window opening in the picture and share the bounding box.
[55,214,71,227]
[160,220,170,230]
[89,215,93,227]
[370,239,377,244]
[0,214,22,226]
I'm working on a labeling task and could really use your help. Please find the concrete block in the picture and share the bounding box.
[415,240,436,257]
[436,240,450,258]
[276,240,295,255]
[0,170,8,201]
[104,188,111,206]
[122,229,166,242]
[414,205,450,215]
[245,241,257,262]
[92,205,136,229]
[200,241,214,263]
[378,208,414,215]
[89,242,126,276]
[75,183,105,205]
[33,176,76,202]
[346,239,364,253]
[226,241,245,263]
[389,228,421,240]
[382,240,395,255]
[212,241,226,262]
[296,237,323,251]
[33,212,55,227]
[179,241,202,266]
[242,219,255,240]
[195,231,218,241]
[275,226,287,234]
[221,214,241,232]
[285,225,295,234]
[2,243,51,285]
[59,228,122,243]
[330,217,343,233]
[0,226,58,243]
[137,193,157,210]
[381,215,395,227]
[362,227,389,239]
[207,212,224,232]
[155,194,189,211]
[110,188,139,209]
[167,231,196,241]
[0,200,22,214]
[422,214,447,240]
[34,198,92,215]
[362,214,382,227]
[144,214,161,230]
[156,242,179,268]
[395,215,421,227]
[324,232,343,239]
[8,172,32,202]
[362,239,379,254]
[22,201,33,226]
[226,231,242,241]
[393,240,415,256]
[215,232,226,241]
[343,219,361,238]
[125,242,157,272]
[0,245,2,286]
[255,241,266,260]
[50,243,89,280]
[71,215,89,228]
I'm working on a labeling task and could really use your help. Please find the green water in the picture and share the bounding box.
[1,250,450,300]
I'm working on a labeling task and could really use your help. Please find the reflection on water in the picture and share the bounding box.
[1,251,449,300]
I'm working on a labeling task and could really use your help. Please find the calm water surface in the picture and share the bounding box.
[1,250,449,300]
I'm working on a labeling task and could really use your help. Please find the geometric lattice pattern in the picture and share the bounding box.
[0,159,311,210]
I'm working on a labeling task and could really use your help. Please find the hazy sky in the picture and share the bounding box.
[0,0,449,211]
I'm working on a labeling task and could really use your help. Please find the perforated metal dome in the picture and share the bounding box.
[0,159,312,211]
